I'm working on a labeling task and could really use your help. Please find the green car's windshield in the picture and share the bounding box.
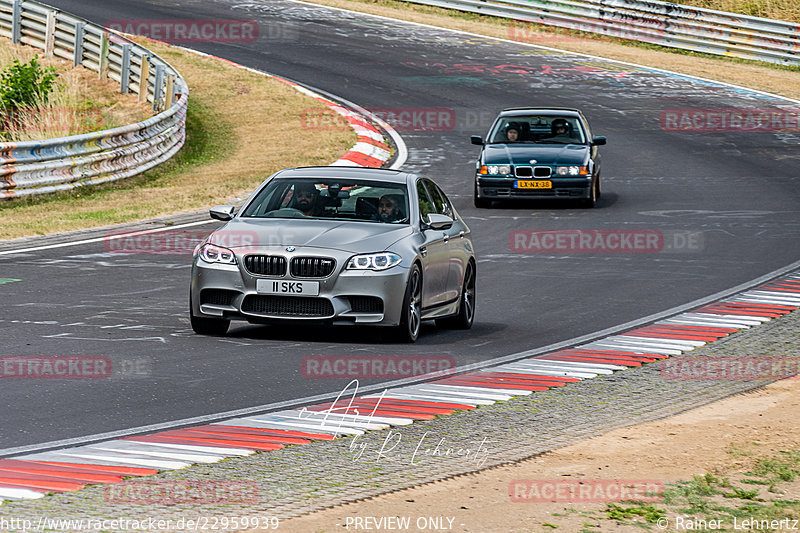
[240,178,410,224]
[488,116,586,144]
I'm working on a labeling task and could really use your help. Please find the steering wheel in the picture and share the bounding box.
[265,208,307,218]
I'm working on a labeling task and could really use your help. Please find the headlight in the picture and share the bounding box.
[346,252,402,271]
[556,166,588,176]
[486,165,511,175]
[200,243,236,264]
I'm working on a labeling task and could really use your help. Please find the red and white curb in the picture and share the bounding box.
[2,274,799,503]
[282,83,392,168]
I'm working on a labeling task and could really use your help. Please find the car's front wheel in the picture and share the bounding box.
[190,294,230,336]
[474,183,490,208]
[397,265,422,342]
[581,177,599,208]
[438,261,476,330]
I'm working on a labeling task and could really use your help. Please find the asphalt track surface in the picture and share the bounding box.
[1,0,799,450]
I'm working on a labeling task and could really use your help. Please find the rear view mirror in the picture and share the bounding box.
[592,136,607,146]
[426,213,454,231]
[471,135,484,146]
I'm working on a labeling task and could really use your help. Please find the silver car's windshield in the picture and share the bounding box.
[240,179,410,224]
[488,116,586,144]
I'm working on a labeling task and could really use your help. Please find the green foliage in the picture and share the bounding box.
[0,55,59,110]
[754,451,800,482]
[724,486,760,500]
[604,503,665,523]
[693,473,721,496]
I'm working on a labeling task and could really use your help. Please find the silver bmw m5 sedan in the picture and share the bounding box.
[189,167,475,342]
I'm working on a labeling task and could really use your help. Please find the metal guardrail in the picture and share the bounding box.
[0,0,187,198]
[407,0,800,66]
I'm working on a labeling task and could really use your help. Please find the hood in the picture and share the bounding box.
[209,218,414,254]
[482,143,588,166]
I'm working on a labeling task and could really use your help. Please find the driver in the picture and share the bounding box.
[293,183,320,216]
[547,118,572,141]
[377,195,401,223]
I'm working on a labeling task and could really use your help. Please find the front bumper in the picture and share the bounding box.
[190,249,410,327]
[476,176,591,200]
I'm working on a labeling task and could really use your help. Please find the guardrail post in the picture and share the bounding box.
[99,31,110,80]
[44,10,56,57]
[11,1,21,44]
[165,74,175,106]
[138,56,151,103]
[120,44,132,94]
[153,63,165,112]
[73,23,85,67]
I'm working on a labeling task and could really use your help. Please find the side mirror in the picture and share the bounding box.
[471,135,484,146]
[426,213,454,231]
[210,205,236,221]
[592,136,607,146]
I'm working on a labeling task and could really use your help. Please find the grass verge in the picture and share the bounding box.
[678,0,800,21]
[0,38,356,240]
[549,446,800,531]
[0,37,150,141]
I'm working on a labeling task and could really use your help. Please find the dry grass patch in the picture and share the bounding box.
[300,0,800,102]
[0,38,356,240]
[0,37,150,140]
[680,0,800,21]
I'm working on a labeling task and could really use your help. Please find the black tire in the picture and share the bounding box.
[437,261,476,330]
[474,183,490,208]
[397,264,422,343]
[595,173,602,201]
[190,294,230,336]
[580,177,598,208]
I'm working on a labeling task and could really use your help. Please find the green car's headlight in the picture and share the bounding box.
[487,165,511,175]
[556,166,588,176]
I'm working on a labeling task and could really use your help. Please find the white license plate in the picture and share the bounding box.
[256,279,320,296]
